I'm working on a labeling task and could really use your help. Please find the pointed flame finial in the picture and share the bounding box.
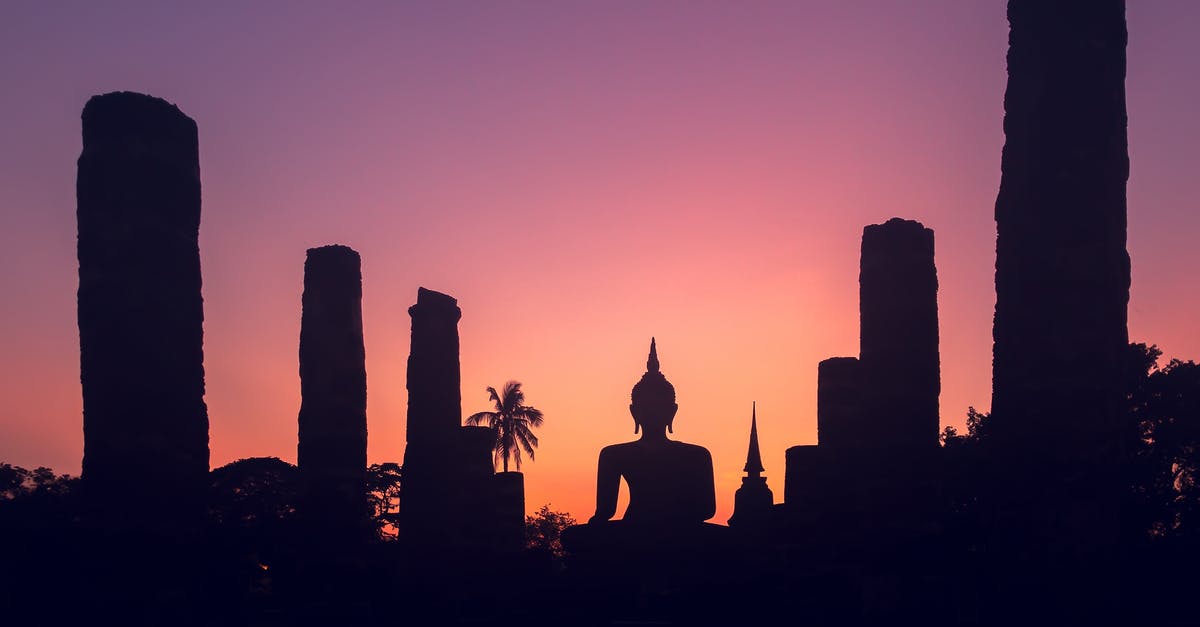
[744,401,765,475]
[647,337,660,373]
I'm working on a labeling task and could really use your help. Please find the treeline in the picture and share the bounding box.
[941,342,1200,542]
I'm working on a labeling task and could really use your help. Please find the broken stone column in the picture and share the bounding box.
[76,91,209,531]
[492,472,526,552]
[398,287,464,544]
[859,218,939,452]
[783,444,826,510]
[816,357,863,451]
[297,245,367,525]
[404,287,462,448]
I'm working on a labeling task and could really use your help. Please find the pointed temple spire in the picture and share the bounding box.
[729,401,773,530]
[647,337,660,373]
[744,402,764,476]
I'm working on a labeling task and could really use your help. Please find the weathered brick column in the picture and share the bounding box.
[398,287,464,543]
[816,356,863,451]
[297,245,367,525]
[859,218,939,452]
[77,91,208,531]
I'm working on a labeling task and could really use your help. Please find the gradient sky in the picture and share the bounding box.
[1,1,1198,524]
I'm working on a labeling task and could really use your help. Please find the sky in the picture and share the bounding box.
[1,1,1198,524]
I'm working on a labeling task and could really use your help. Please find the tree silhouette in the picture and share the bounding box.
[465,381,545,472]
[525,503,576,558]
[1127,343,1200,539]
[366,462,402,540]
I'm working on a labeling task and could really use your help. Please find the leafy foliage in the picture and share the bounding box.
[1127,343,1200,539]
[366,462,402,540]
[209,457,299,527]
[525,503,576,558]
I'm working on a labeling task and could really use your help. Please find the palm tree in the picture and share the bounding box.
[465,380,545,473]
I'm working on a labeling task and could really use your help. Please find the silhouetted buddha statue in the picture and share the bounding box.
[588,338,716,526]
[562,339,732,621]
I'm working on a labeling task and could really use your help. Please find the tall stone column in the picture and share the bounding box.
[992,0,1130,464]
[404,287,462,447]
[297,245,367,526]
[989,1,1131,621]
[859,218,939,452]
[399,287,463,543]
[76,91,209,531]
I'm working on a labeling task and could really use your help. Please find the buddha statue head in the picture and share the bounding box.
[630,338,678,435]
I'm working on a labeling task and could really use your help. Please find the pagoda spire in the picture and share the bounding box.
[728,401,773,530]
[744,402,764,476]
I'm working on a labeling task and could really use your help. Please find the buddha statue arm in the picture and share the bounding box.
[589,448,620,524]
[699,449,716,520]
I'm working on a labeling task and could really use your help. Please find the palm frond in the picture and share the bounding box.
[465,411,498,427]
[515,429,536,460]
[486,386,502,411]
[520,425,540,449]
[502,381,523,414]
[518,406,544,427]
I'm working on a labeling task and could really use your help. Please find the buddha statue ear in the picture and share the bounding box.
[667,402,678,433]
[634,422,640,435]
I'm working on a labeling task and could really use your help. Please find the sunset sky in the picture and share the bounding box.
[1,1,1198,524]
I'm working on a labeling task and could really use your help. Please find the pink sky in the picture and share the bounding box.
[1,1,1198,523]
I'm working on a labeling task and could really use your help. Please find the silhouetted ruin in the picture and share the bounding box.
[398,288,525,554]
[783,218,939,520]
[76,91,209,532]
[815,356,862,451]
[992,0,1130,458]
[860,218,939,452]
[728,403,773,530]
[782,444,824,509]
[492,471,526,551]
[986,0,1133,622]
[399,287,465,545]
[296,245,367,528]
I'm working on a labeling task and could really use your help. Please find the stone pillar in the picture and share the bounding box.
[816,357,862,451]
[77,91,208,531]
[404,287,462,447]
[783,445,826,509]
[859,218,939,452]
[992,0,1130,465]
[297,245,367,526]
[399,287,463,543]
[492,472,526,552]
[989,1,1130,621]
